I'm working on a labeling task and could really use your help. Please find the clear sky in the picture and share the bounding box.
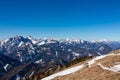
[0,0,120,40]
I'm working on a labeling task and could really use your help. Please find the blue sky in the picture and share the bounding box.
[0,0,120,40]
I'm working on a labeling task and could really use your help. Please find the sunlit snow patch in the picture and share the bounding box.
[41,64,85,80]
[98,63,120,74]
[4,64,9,71]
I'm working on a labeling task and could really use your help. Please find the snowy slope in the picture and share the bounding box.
[42,64,85,80]
[98,63,120,74]
[42,51,120,80]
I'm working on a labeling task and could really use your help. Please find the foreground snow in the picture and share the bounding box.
[87,53,120,68]
[42,53,120,80]
[41,64,85,80]
[98,63,120,74]
[42,54,108,80]
[87,55,107,67]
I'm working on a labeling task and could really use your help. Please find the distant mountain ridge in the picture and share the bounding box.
[0,36,117,63]
[0,36,120,80]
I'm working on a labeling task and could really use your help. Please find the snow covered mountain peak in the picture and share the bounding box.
[0,36,120,80]
[0,35,120,63]
[98,39,109,42]
[90,39,109,43]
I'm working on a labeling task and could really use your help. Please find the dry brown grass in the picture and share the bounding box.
[96,55,120,67]
[53,51,120,80]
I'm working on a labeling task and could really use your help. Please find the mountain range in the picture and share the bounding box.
[0,36,120,80]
